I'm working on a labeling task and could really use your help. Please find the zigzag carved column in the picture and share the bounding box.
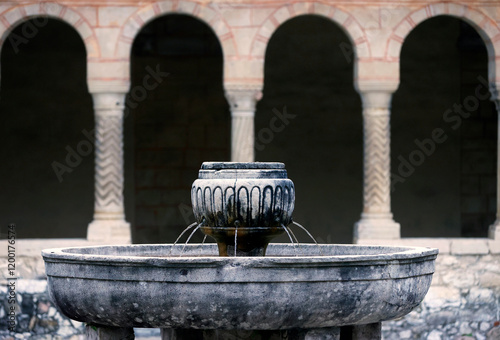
[225,85,262,162]
[87,93,131,243]
[354,90,400,242]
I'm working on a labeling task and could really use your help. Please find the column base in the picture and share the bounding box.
[354,214,400,243]
[87,219,131,243]
[489,219,500,240]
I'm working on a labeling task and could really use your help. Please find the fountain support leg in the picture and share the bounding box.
[352,322,382,340]
[304,327,340,339]
[161,328,341,339]
[85,324,134,340]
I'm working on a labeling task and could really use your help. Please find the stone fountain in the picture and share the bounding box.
[42,162,438,340]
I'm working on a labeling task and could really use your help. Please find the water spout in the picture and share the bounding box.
[282,224,298,256]
[180,223,203,256]
[291,221,323,255]
[170,222,199,255]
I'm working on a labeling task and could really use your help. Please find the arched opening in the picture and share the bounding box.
[0,18,93,238]
[256,15,363,244]
[392,16,496,237]
[129,14,230,244]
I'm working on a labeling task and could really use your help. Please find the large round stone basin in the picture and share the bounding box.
[42,244,437,330]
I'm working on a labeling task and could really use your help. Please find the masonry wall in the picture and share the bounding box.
[383,253,500,340]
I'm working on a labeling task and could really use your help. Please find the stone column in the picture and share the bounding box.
[225,86,262,162]
[489,86,500,240]
[354,89,400,242]
[87,92,131,243]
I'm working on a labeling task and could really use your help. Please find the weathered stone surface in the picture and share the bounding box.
[423,286,461,309]
[487,326,500,340]
[42,244,436,330]
[0,279,85,339]
[191,162,295,256]
[383,253,500,339]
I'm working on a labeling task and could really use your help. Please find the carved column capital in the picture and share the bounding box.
[92,92,127,115]
[225,85,262,116]
[359,90,393,112]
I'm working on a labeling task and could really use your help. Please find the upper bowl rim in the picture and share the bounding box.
[201,162,285,170]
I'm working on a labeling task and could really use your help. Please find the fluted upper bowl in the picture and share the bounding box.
[191,162,295,230]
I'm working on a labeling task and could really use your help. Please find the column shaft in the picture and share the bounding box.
[87,92,131,243]
[225,87,261,162]
[354,91,400,241]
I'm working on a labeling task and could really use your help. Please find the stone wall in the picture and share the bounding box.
[383,253,500,340]
[0,279,84,340]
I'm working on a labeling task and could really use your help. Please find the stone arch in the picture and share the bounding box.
[386,3,500,83]
[116,1,236,61]
[0,2,99,59]
[250,2,371,62]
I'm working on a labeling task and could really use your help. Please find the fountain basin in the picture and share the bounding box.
[42,244,437,330]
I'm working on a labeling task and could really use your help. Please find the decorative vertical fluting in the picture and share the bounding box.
[489,85,500,240]
[87,93,131,243]
[225,86,262,162]
[354,90,400,242]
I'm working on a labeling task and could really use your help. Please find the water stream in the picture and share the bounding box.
[291,221,323,255]
[281,224,298,256]
[172,219,324,257]
[169,221,199,255]
[180,224,202,255]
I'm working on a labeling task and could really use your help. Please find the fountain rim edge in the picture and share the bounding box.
[41,243,438,265]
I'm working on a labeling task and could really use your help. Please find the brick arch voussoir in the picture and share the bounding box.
[386,2,500,70]
[250,2,370,61]
[115,1,236,61]
[0,2,100,59]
